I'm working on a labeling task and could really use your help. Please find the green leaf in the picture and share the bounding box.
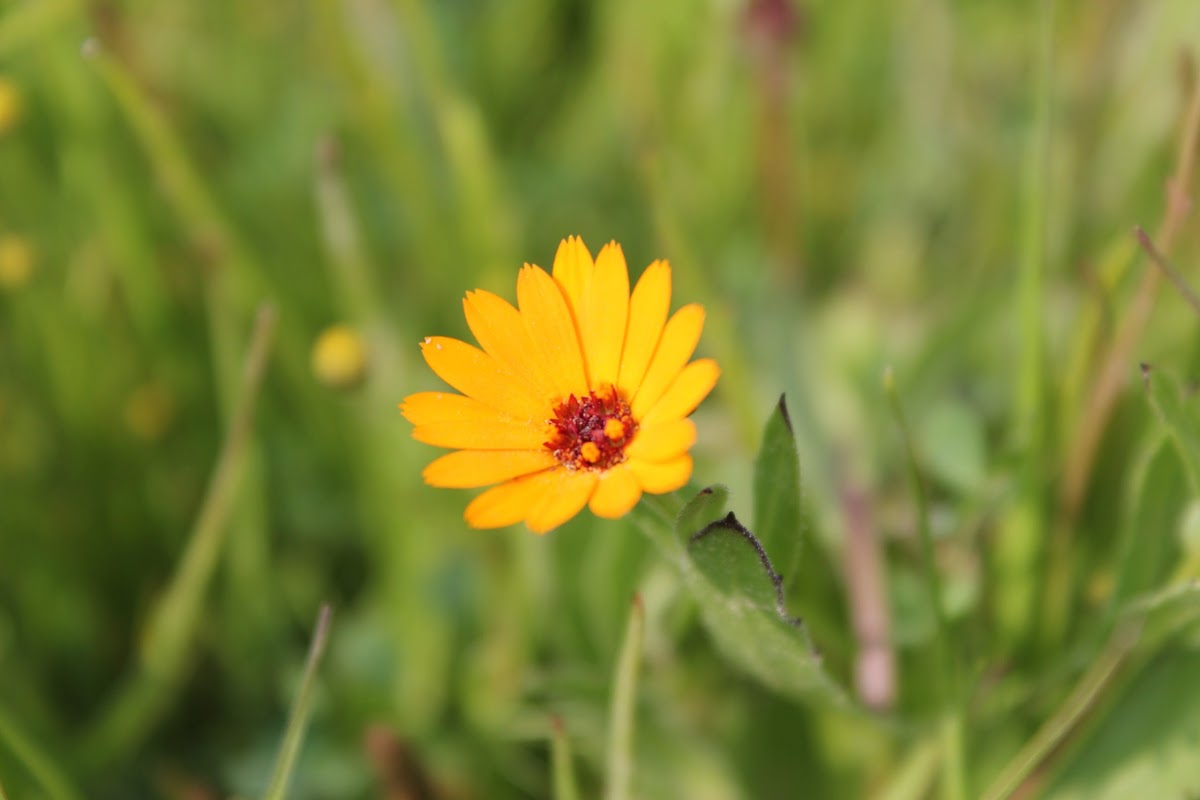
[1144,366,1200,492]
[1110,438,1187,609]
[682,513,844,703]
[753,396,804,586]
[675,484,730,541]
[1045,650,1200,800]
[1122,582,1200,646]
[689,514,799,625]
[632,486,845,705]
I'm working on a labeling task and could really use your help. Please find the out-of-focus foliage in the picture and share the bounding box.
[2,0,1200,797]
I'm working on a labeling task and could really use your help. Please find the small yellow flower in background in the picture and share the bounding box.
[0,77,22,135]
[402,236,720,534]
[312,324,369,389]
[0,235,34,289]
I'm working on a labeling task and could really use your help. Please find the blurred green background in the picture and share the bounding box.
[3,0,1200,797]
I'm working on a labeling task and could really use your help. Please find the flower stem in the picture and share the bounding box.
[550,716,581,800]
[631,492,687,559]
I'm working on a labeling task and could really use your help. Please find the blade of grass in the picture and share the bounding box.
[874,737,940,800]
[264,604,334,800]
[982,579,1200,799]
[550,716,582,800]
[884,368,967,800]
[979,622,1139,800]
[314,136,382,323]
[79,304,278,767]
[995,0,1053,649]
[0,705,83,800]
[1060,48,1200,520]
[605,594,645,800]
[641,155,761,452]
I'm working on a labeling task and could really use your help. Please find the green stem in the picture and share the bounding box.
[605,594,645,800]
[550,716,582,800]
[631,492,687,558]
[264,604,335,800]
[884,368,967,800]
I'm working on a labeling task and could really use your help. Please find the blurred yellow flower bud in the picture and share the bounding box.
[0,78,22,135]
[0,236,34,289]
[312,324,368,389]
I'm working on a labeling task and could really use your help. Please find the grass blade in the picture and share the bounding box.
[884,368,967,800]
[551,716,581,800]
[604,594,645,800]
[0,706,83,800]
[264,604,335,800]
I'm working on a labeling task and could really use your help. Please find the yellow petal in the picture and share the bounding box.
[625,418,697,462]
[616,260,671,399]
[423,449,558,488]
[402,392,552,449]
[465,470,561,529]
[400,391,484,426]
[421,336,545,420]
[413,418,551,450]
[580,241,630,389]
[551,235,593,325]
[525,469,599,533]
[589,465,642,519]
[628,454,693,494]
[638,359,720,427]
[463,290,557,402]
[516,265,589,396]
[630,304,706,420]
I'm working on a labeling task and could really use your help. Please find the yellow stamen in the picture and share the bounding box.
[580,442,601,463]
[604,418,626,442]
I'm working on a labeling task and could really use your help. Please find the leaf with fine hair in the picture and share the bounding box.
[680,512,845,704]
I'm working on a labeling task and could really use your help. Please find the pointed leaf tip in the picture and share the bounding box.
[775,394,793,434]
[753,399,804,588]
[675,484,730,540]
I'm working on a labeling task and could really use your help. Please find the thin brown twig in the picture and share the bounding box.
[1059,50,1200,520]
[1134,225,1200,317]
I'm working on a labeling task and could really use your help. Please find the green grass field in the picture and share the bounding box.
[3,0,1200,797]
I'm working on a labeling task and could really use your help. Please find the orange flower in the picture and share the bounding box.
[401,237,719,533]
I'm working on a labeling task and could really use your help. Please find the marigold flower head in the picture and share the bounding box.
[401,236,720,534]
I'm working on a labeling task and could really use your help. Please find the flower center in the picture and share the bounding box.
[545,386,637,471]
